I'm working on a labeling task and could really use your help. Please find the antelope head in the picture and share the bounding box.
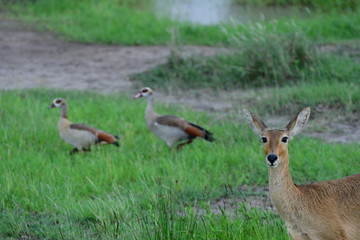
[243,107,311,168]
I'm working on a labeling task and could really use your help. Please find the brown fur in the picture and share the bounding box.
[263,130,288,163]
[244,108,360,240]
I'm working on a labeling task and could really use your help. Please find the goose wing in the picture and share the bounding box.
[70,123,118,145]
[155,115,207,138]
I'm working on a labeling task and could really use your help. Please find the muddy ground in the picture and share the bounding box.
[1,19,359,214]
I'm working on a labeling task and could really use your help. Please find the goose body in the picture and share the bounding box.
[49,98,119,153]
[151,116,195,147]
[134,87,214,150]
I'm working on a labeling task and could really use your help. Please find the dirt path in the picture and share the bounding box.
[0,19,220,93]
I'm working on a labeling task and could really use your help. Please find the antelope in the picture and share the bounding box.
[134,87,214,150]
[243,107,360,240]
[49,98,119,154]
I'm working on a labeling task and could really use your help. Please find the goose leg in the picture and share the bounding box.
[176,139,194,151]
[70,148,79,155]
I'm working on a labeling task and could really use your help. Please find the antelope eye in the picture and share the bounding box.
[55,99,62,104]
[261,137,267,143]
[282,137,288,143]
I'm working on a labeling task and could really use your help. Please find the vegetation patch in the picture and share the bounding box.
[1,0,228,45]
[1,0,360,45]
[133,32,360,90]
[1,89,358,239]
[235,82,359,116]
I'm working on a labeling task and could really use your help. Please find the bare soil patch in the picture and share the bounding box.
[0,19,220,93]
[208,186,274,216]
[318,42,360,63]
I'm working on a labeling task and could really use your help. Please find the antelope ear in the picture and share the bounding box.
[286,107,311,140]
[243,109,268,137]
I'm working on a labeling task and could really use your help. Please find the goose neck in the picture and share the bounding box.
[60,103,68,119]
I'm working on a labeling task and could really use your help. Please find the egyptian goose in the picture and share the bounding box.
[48,98,119,154]
[134,87,214,150]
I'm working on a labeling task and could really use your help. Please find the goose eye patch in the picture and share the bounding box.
[55,99,62,104]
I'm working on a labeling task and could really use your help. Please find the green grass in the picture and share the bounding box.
[133,31,360,99]
[1,89,359,239]
[242,81,359,115]
[2,0,360,45]
[2,0,228,45]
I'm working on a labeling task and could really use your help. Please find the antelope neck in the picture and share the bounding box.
[268,155,300,209]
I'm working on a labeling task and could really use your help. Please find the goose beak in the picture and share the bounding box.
[48,103,55,109]
[133,92,142,99]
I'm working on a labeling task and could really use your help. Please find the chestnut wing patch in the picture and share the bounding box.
[97,131,118,144]
[188,122,214,141]
[183,124,204,138]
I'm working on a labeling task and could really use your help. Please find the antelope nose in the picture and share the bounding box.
[267,154,278,164]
